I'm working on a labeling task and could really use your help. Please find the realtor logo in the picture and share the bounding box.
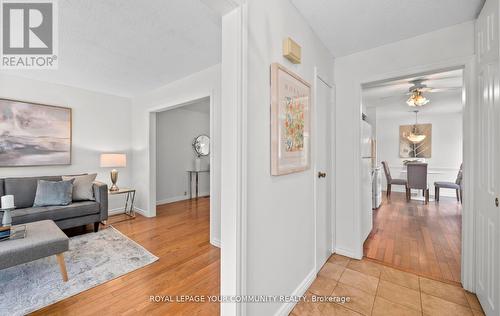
[1,0,58,69]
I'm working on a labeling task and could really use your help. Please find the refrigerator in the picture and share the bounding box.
[361,119,373,242]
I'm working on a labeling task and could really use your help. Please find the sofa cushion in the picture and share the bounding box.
[11,201,101,224]
[4,176,62,208]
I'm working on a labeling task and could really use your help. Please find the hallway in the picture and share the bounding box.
[293,254,482,316]
[364,192,461,284]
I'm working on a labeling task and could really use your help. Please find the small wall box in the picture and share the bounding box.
[283,37,302,64]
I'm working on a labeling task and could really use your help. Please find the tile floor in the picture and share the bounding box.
[290,254,484,316]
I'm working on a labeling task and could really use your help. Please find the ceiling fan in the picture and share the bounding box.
[407,80,430,107]
[377,78,462,105]
[406,79,461,93]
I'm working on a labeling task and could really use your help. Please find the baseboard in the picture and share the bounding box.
[210,237,221,248]
[108,206,149,218]
[274,268,316,316]
[334,247,362,260]
[133,207,149,217]
[108,207,125,216]
[156,192,210,205]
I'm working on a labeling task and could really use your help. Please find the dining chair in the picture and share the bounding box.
[434,164,463,203]
[406,163,429,204]
[381,161,407,199]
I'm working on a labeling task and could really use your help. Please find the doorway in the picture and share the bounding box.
[149,95,219,247]
[360,68,465,284]
[156,98,211,204]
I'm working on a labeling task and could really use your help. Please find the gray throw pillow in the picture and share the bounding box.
[33,179,75,207]
[62,173,97,201]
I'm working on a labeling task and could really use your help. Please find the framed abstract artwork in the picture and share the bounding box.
[399,123,432,158]
[270,63,311,175]
[0,98,72,167]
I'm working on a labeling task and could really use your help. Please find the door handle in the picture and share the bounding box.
[318,172,327,178]
[496,197,499,207]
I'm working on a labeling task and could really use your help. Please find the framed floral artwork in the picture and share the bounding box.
[270,63,311,175]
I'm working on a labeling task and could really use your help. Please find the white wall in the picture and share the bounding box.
[131,64,221,244]
[334,21,475,258]
[376,111,463,197]
[245,0,334,315]
[0,73,133,212]
[156,105,210,204]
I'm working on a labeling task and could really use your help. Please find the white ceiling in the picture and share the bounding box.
[290,0,484,57]
[0,0,222,97]
[363,69,464,118]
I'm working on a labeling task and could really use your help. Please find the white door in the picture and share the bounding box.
[315,77,332,272]
[475,0,500,314]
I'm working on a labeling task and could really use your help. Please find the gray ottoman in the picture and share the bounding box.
[0,220,69,281]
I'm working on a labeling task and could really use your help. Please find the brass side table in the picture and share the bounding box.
[109,188,136,218]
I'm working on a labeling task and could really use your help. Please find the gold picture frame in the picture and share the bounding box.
[270,63,311,175]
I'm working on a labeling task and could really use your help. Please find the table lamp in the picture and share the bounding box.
[100,153,126,191]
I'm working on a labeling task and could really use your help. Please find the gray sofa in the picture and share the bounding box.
[0,175,108,232]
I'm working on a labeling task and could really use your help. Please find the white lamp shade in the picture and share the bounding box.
[100,153,127,168]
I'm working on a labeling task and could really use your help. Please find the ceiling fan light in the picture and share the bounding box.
[406,98,416,106]
[406,90,430,107]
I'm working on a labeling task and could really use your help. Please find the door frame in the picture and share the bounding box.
[354,56,476,291]
[220,3,248,316]
[148,93,218,246]
[313,67,335,272]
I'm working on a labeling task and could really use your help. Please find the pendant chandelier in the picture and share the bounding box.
[406,89,430,107]
[406,110,426,143]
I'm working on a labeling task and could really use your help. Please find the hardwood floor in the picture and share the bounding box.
[30,197,220,316]
[363,192,462,284]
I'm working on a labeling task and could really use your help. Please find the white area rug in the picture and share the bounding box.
[0,226,158,316]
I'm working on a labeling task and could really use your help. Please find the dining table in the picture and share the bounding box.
[398,169,443,174]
